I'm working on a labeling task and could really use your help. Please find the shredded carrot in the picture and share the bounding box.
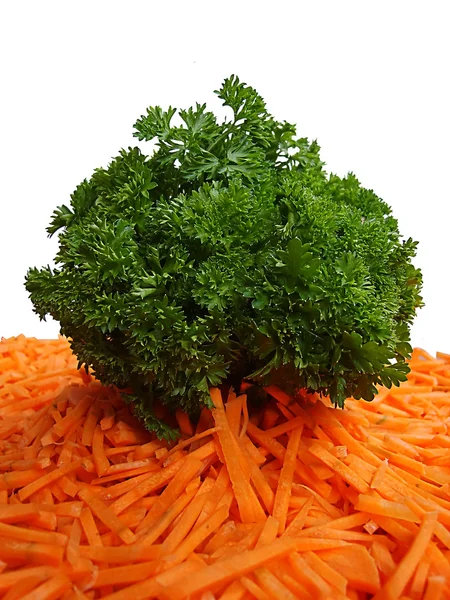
[2,337,450,598]
[163,503,230,567]
[77,488,136,545]
[371,457,389,490]
[423,575,446,600]
[175,409,194,437]
[190,471,225,527]
[91,425,109,477]
[240,394,250,439]
[0,503,40,523]
[373,511,438,599]
[255,515,279,549]
[20,572,71,600]
[0,536,64,567]
[158,488,213,553]
[211,389,262,523]
[2,573,50,600]
[303,550,348,595]
[254,567,298,600]
[225,393,244,438]
[137,489,199,548]
[135,455,202,535]
[272,427,302,534]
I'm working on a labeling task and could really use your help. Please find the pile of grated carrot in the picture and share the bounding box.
[1,338,450,599]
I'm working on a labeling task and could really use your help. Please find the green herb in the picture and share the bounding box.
[26,75,423,438]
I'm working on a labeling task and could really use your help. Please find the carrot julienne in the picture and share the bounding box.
[1,336,450,598]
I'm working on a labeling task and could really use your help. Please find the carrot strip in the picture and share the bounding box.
[411,560,433,600]
[78,544,162,563]
[77,488,136,544]
[254,567,298,600]
[175,409,194,437]
[109,460,184,515]
[303,550,347,595]
[164,504,229,566]
[264,385,294,407]
[0,522,67,546]
[92,561,158,588]
[136,456,202,534]
[100,560,204,600]
[367,452,386,480]
[218,579,248,600]
[255,515,279,549]
[95,468,157,490]
[80,406,100,447]
[308,442,370,493]
[370,540,397,578]
[0,504,40,523]
[225,394,244,438]
[261,405,280,430]
[284,495,314,537]
[423,576,446,600]
[0,470,43,491]
[247,422,332,498]
[163,537,349,599]
[355,495,419,522]
[288,552,334,596]
[100,412,115,432]
[42,395,92,445]
[0,536,64,567]
[247,457,275,514]
[136,488,198,547]
[59,476,78,498]
[209,522,264,562]
[162,427,218,464]
[406,497,450,549]
[0,567,57,595]
[20,572,71,600]
[2,574,49,600]
[239,575,271,600]
[318,545,381,594]
[133,440,167,460]
[264,416,305,439]
[204,521,237,555]
[91,425,109,477]
[18,458,85,501]
[239,394,249,439]
[272,427,302,534]
[195,465,231,528]
[212,392,260,523]
[374,512,438,599]
[161,490,213,554]
[79,507,103,547]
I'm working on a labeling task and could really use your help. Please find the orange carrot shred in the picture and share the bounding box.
[137,488,198,547]
[212,394,260,523]
[2,573,50,600]
[20,572,71,600]
[272,427,302,534]
[77,488,136,545]
[373,511,438,600]
[423,575,446,600]
[91,425,109,477]
[175,409,194,437]
[136,455,202,534]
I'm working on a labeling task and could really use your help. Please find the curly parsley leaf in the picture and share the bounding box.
[26,75,423,437]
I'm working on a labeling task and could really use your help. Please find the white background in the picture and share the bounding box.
[1,1,449,352]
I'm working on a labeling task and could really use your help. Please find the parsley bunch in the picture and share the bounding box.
[26,76,423,438]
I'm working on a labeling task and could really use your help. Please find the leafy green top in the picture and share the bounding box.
[26,76,423,438]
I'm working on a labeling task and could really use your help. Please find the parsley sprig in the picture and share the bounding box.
[26,76,423,438]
